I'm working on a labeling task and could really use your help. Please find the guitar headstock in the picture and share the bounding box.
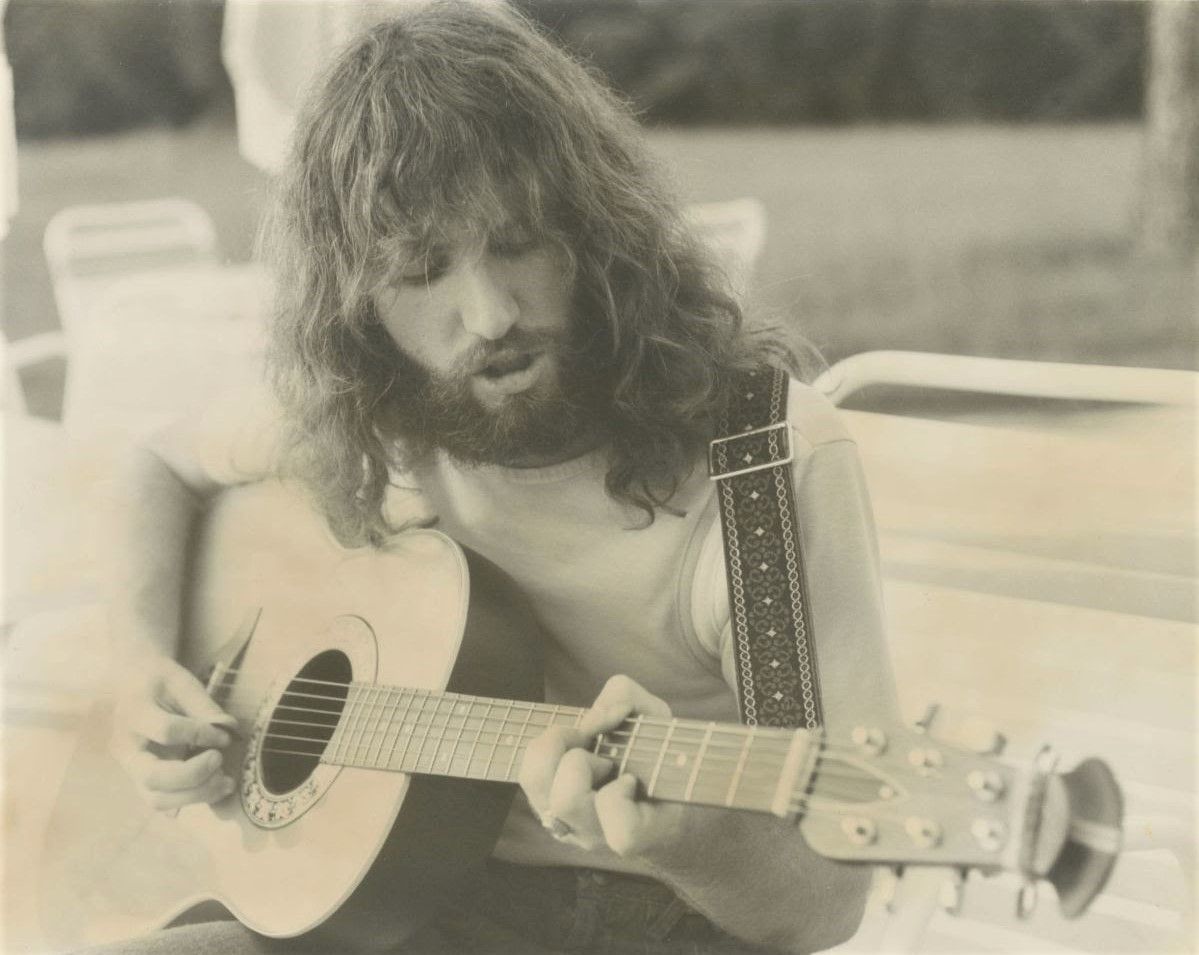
[797,708,1123,919]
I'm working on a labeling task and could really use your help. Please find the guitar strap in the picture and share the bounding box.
[708,365,823,729]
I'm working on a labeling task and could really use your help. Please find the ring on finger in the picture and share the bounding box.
[539,809,573,840]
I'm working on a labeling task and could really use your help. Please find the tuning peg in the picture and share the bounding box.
[1034,744,1060,774]
[1017,880,1039,919]
[913,703,941,734]
[939,870,966,916]
[878,866,902,913]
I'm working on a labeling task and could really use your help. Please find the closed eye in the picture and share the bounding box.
[488,234,539,259]
[397,252,451,287]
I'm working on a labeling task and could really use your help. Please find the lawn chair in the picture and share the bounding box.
[41,199,224,426]
[822,351,1196,952]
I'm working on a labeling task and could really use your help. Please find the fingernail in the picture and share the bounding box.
[221,775,236,795]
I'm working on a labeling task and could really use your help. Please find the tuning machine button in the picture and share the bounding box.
[967,769,1006,802]
[908,747,944,775]
[1017,880,1039,919]
[851,726,888,756]
[905,816,943,848]
[939,870,966,915]
[841,817,879,846]
[1035,744,1060,773]
[971,818,1007,852]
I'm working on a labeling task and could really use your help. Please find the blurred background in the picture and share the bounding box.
[3,0,1196,420]
[2,5,1196,953]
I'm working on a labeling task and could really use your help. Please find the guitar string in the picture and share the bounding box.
[207,676,871,761]
[209,696,875,774]
[246,717,873,780]
[225,714,882,803]
[220,705,872,770]
[250,743,898,823]
[211,672,840,748]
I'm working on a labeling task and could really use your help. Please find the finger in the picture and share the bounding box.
[126,701,233,750]
[159,661,238,728]
[518,726,586,812]
[143,769,237,812]
[594,773,649,856]
[579,675,671,736]
[135,747,228,794]
[546,749,613,849]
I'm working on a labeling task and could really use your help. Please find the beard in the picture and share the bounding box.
[383,324,610,469]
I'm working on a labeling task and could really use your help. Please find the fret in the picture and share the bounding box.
[725,727,756,807]
[616,716,641,777]
[398,689,430,772]
[324,683,357,764]
[463,697,488,778]
[646,719,677,797]
[348,684,377,766]
[444,697,471,776]
[384,688,416,771]
[504,702,536,782]
[365,684,391,766]
[683,723,715,802]
[423,696,452,775]
[482,700,513,781]
[377,685,404,771]
[364,684,390,768]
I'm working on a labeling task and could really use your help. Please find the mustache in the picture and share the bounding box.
[454,327,569,376]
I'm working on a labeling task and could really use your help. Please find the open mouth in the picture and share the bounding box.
[478,351,536,380]
[470,349,548,398]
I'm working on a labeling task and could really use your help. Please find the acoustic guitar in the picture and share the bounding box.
[39,481,1123,951]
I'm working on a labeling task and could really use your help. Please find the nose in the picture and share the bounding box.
[458,257,518,341]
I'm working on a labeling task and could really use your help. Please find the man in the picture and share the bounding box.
[105,1,899,951]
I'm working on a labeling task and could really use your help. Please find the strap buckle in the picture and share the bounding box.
[708,421,793,481]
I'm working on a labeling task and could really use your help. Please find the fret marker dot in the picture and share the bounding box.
[504,735,515,746]
[675,754,687,768]
[455,704,466,714]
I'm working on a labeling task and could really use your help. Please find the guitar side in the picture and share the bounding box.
[38,481,544,950]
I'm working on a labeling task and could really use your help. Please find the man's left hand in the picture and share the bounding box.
[519,674,690,859]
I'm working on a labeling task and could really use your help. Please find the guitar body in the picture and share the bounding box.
[39,481,544,951]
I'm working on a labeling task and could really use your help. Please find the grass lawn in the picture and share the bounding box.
[4,114,1195,419]
[650,124,1195,372]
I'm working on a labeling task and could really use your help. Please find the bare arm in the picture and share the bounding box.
[520,421,898,952]
[107,390,281,809]
[108,440,223,661]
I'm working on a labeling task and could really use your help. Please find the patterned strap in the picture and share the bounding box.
[708,366,823,729]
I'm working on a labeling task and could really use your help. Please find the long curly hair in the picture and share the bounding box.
[263,0,788,547]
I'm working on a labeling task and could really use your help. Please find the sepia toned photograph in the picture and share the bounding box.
[2,1,1195,953]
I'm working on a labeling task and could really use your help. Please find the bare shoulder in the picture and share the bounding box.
[147,378,287,489]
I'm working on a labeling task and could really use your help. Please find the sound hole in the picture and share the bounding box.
[261,649,351,795]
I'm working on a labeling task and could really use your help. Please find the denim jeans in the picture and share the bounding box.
[80,860,774,955]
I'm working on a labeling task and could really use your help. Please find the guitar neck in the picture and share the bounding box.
[311,684,817,817]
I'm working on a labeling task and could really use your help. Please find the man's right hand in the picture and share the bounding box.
[112,655,238,811]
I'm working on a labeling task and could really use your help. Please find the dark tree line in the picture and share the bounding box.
[6,0,1146,140]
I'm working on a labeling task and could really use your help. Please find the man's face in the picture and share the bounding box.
[372,230,605,466]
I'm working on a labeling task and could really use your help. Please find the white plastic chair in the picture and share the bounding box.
[821,352,1196,952]
[814,350,1195,409]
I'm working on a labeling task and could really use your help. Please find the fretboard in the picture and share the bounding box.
[320,684,816,816]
